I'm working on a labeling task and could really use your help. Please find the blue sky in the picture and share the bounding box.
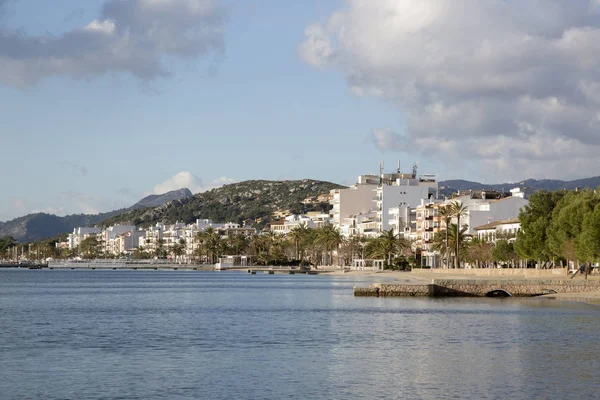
[2,0,600,221]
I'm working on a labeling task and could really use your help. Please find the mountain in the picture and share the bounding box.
[131,188,193,208]
[5,175,600,244]
[439,176,600,198]
[0,188,193,243]
[100,179,345,228]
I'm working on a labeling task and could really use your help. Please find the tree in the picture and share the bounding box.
[80,236,100,259]
[171,238,186,261]
[154,238,166,258]
[203,228,223,263]
[364,230,408,268]
[133,245,150,259]
[466,237,493,268]
[433,223,468,268]
[227,234,249,256]
[315,223,343,266]
[546,190,600,265]
[0,236,17,259]
[450,201,468,268]
[492,240,518,268]
[339,235,368,266]
[437,205,454,268]
[288,223,309,260]
[576,203,600,264]
[514,190,565,262]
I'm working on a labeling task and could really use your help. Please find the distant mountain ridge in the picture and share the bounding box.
[439,176,600,198]
[0,188,194,243]
[4,175,600,244]
[100,179,345,229]
[131,188,193,208]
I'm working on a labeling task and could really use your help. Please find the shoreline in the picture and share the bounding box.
[4,266,600,305]
[338,270,600,305]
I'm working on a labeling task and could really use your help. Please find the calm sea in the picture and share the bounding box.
[1,270,599,400]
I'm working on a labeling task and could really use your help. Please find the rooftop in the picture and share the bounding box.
[474,218,520,231]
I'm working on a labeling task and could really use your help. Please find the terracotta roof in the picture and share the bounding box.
[474,218,520,231]
[267,219,286,226]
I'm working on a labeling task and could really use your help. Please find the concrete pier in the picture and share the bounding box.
[354,279,600,297]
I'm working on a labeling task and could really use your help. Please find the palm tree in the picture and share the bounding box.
[438,205,454,268]
[154,238,166,258]
[203,228,222,263]
[194,231,206,263]
[315,223,343,266]
[450,201,468,268]
[171,238,186,261]
[228,234,249,256]
[304,228,320,266]
[365,230,408,267]
[379,229,407,266]
[288,223,309,260]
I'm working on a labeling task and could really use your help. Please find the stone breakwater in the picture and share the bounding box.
[354,284,433,297]
[354,279,600,297]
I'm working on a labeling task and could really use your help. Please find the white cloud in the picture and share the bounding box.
[368,128,408,152]
[153,171,236,194]
[0,0,227,86]
[300,0,600,180]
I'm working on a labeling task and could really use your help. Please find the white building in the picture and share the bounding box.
[114,230,146,254]
[271,215,316,235]
[340,211,380,238]
[331,164,438,237]
[330,176,379,229]
[475,218,521,243]
[455,196,528,235]
[67,227,101,250]
[374,173,438,234]
[99,225,136,254]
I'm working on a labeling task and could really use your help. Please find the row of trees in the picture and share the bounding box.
[1,236,63,261]
[514,189,600,268]
[130,224,413,268]
[432,224,519,269]
[431,189,600,269]
[11,188,596,269]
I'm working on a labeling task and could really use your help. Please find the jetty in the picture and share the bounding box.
[47,260,214,270]
[43,260,329,273]
[354,268,600,298]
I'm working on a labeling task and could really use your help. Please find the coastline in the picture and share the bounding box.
[336,270,600,305]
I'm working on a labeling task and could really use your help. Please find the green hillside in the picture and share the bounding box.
[101,179,345,228]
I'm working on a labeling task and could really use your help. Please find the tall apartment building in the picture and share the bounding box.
[67,227,101,250]
[99,225,137,254]
[374,172,438,234]
[330,174,380,230]
[415,200,445,268]
[331,164,439,237]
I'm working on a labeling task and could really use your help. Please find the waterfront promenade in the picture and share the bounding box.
[350,268,600,302]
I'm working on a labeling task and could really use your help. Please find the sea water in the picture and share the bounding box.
[1,270,599,399]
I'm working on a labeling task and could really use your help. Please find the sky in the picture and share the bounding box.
[1,0,600,221]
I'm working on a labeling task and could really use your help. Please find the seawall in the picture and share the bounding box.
[411,268,569,278]
[354,279,600,297]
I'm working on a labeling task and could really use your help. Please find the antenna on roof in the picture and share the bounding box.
[397,160,401,174]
